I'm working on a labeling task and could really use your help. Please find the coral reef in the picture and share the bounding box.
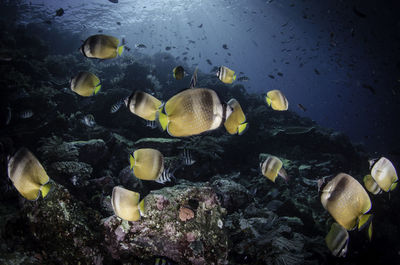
[103,184,228,264]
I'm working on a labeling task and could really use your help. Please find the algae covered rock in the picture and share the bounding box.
[22,182,105,264]
[103,183,228,264]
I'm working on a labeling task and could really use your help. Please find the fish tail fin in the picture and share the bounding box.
[358,213,373,231]
[156,109,168,131]
[40,182,52,198]
[367,222,373,241]
[117,45,124,56]
[129,154,135,169]
[94,84,101,94]
[238,122,248,135]
[266,96,272,106]
[138,199,145,217]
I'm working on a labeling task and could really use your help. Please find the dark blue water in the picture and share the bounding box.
[11,0,400,154]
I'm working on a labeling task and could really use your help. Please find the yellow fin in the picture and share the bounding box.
[94,84,101,94]
[139,199,145,217]
[157,110,168,131]
[117,45,124,56]
[390,182,398,191]
[358,214,373,231]
[368,222,373,241]
[238,122,248,135]
[40,183,52,198]
[266,96,272,106]
[129,154,135,169]
[233,74,236,81]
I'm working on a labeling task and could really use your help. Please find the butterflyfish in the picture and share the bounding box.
[129,148,172,184]
[320,173,373,238]
[173,66,185,80]
[325,222,349,257]
[70,71,101,97]
[266,89,289,111]
[80,34,124,59]
[363,174,382,195]
[216,66,236,84]
[224,98,248,135]
[124,91,163,121]
[370,157,398,192]
[156,88,232,137]
[7,147,52,201]
[260,155,289,182]
[111,186,144,221]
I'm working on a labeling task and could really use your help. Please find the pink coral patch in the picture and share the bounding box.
[179,206,195,222]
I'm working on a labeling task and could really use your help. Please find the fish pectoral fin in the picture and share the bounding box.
[129,154,135,169]
[94,84,101,94]
[238,122,248,135]
[40,182,52,198]
[117,45,124,56]
[358,214,373,231]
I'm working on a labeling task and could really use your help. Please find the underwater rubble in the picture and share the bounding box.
[1,13,399,265]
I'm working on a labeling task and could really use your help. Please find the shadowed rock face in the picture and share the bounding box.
[103,184,228,264]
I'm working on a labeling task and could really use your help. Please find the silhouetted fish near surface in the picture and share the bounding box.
[165,46,171,51]
[298,103,307,112]
[237,76,249,82]
[222,44,228,49]
[362,84,376,95]
[135,43,146,48]
[198,24,203,28]
[353,6,367,18]
[108,0,118,3]
[55,8,64,17]
[268,74,275,79]
[206,59,212,65]
[314,68,320,75]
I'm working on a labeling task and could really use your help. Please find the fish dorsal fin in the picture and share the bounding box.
[189,67,198,88]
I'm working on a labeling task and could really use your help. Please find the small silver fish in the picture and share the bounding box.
[20,110,33,119]
[82,114,96,127]
[155,167,174,184]
[146,120,157,129]
[182,149,195,166]
[110,99,124,113]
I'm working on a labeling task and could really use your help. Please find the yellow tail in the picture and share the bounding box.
[117,45,124,56]
[266,96,272,106]
[129,154,135,169]
[94,84,101,94]
[41,182,52,198]
[367,222,373,241]
[358,214,373,231]
[238,122,248,135]
[156,109,168,131]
